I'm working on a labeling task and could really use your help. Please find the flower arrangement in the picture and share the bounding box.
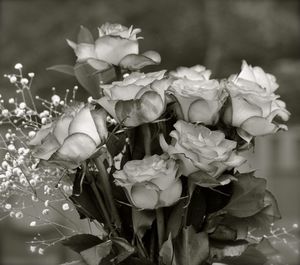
[0,23,296,265]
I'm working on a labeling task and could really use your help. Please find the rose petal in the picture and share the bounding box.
[53,115,73,144]
[95,36,139,65]
[240,116,278,136]
[115,91,164,127]
[159,180,182,207]
[32,133,60,160]
[51,133,97,168]
[68,106,101,145]
[142,50,161,64]
[28,123,53,146]
[237,61,256,83]
[131,184,159,209]
[231,96,262,127]
[91,108,108,143]
[96,97,117,121]
[110,84,142,100]
[188,99,219,125]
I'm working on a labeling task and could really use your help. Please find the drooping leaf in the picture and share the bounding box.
[132,208,156,238]
[74,62,102,98]
[70,182,104,223]
[174,226,209,265]
[119,53,160,71]
[106,132,127,157]
[80,240,112,265]
[189,171,221,187]
[159,234,176,265]
[110,237,135,264]
[47,64,75,76]
[61,234,102,253]
[166,200,186,239]
[223,173,266,218]
[77,25,94,44]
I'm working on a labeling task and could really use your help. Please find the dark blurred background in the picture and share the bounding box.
[0,0,300,264]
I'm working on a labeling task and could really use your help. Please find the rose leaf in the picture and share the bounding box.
[159,234,176,265]
[61,234,103,253]
[47,64,75,76]
[223,172,266,218]
[80,240,112,265]
[174,226,209,265]
[132,208,156,239]
[77,25,94,44]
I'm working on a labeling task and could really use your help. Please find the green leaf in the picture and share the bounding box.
[70,182,104,223]
[47,65,75,76]
[132,208,155,238]
[61,234,102,253]
[110,237,135,264]
[80,240,112,265]
[219,189,281,238]
[174,226,209,265]
[223,172,266,218]
[189,171,221,187]
[74,62,116,98]
[106,132,127,157]
[209,225,237,241]
[166,200,187,239]
[74,62,102,98]
[159,234,176,265]
[77,25,94,44]
[119,53,160,71]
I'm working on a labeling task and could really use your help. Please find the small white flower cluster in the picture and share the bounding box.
[1,65,78,251]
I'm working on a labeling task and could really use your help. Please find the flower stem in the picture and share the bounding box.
[141,124,151,156]
[156,208,165,249]
[93,157,121,230]
[85,173,116,236]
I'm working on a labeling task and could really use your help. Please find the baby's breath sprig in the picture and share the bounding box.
[0,64,84,255]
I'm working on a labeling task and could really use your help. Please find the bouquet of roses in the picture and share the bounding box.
[0,23,291,265]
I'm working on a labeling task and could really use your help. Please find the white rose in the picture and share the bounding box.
[113,155,182,210]
[160,120,245,178]
[97,70,170,127]
[223,61,290,142]
[29,104,107,169]
[168,65,227,125]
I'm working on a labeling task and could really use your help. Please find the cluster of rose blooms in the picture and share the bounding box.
[0,23,292,264]
[29,23,290,211]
